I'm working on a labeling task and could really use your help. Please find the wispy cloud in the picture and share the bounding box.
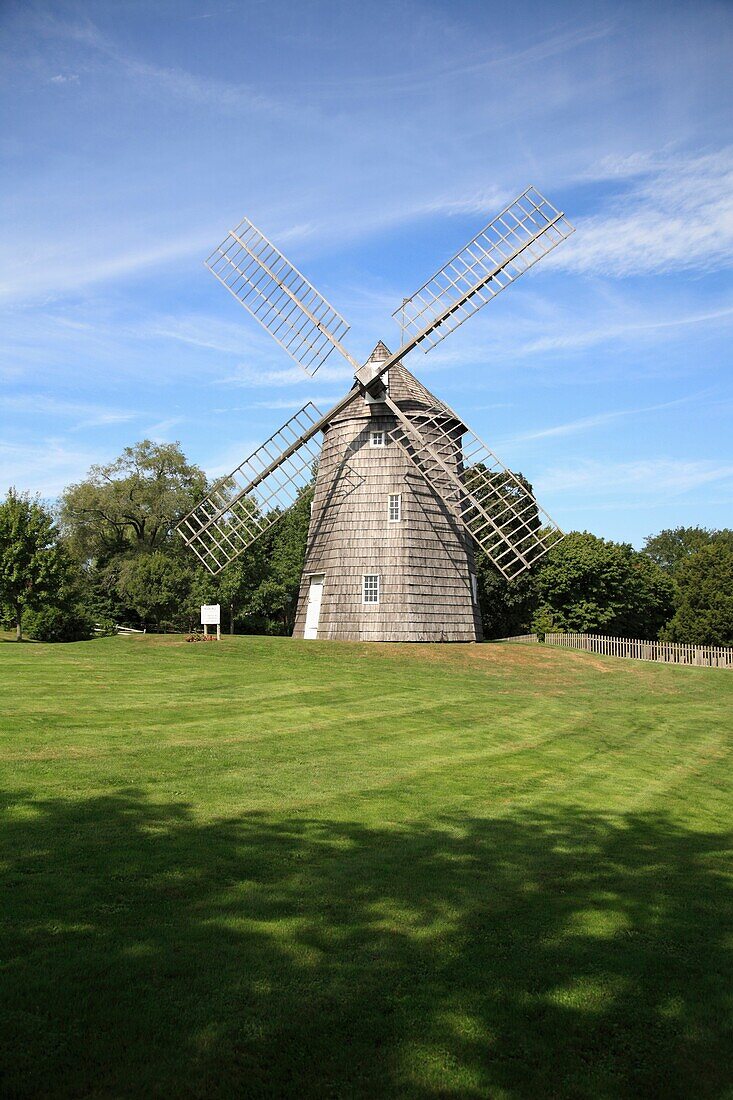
[223,361,355,388]
[556,148,733,277]
[34,11,276,114]
[253,396,339,411]
[536,458,733,497]
[3,393,136,429]
[515,302,733,356]
[300,20,614,97]
[0,438,110,499]
[0,233,215,304]
[502,392,710,445]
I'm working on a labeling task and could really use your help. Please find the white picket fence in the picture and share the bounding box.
[496,632,733,669]
[95,623,146,635]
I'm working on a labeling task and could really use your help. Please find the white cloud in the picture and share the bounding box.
[515,302,733,356]
[556,149,733,277]
[3,393,137,429]
[252,396,340,411]
[223,361,355,388]
[0,439,108,499]
[34,11,275,114]
[502,392,709,445]
[0,232,215,304]
[536,458,733,497]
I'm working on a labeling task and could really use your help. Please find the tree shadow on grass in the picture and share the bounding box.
[1,793,731,1098]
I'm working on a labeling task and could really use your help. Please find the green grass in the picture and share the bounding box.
[1,633,731,1099]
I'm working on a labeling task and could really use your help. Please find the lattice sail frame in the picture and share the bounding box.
[394,186,574,351]
[177,403,323,575]
[388,400,563,579]
[206,218,352,377]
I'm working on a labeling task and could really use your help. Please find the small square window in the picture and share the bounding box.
[370,430,385,447]
[388,493,401,522]
[363,574,380,604]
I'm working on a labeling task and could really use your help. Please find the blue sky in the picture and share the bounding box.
[2,0,732,547]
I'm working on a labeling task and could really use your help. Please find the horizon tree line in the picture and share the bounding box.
[1,439,731,646]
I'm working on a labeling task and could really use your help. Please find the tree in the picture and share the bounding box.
[116,551,194,630]
[475,556,537,639]
[534,532,675,639]
[61,440,207,563]
[469,468,541,639]
[0,490,69,641]
[23,568,96,642]
[269,485,314,633]
[215,548,269,634]
[661,541,733,645]
[642,526,733,574]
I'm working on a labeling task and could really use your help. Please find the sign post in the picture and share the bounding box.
[200,604,221,641]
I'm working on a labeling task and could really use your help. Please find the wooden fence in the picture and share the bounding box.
[495,632,732,669]
[95,624,147,635]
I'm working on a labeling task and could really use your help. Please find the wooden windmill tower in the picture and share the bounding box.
[177,188,575,642]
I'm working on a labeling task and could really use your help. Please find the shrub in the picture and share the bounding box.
[24,603,96,643]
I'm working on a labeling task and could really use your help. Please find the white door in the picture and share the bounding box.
[303,575,325,639]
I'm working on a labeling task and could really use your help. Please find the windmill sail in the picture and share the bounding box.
[394,186,574,353]
[386,396,563,579]
[176,402,323,574]
[206,217,355,377]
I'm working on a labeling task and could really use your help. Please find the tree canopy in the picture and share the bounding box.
[61,440,207,563]
[469,468,542,639]
[0,490,69,640]
[533,532,675,639]
[661,540,733,646]
[642,526,733,574]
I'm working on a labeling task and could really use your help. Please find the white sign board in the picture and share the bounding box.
[200,604,221,626]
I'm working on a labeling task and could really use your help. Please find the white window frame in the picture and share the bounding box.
[370,430,385,447]
[362,574,380,604]
[388,493,402,522]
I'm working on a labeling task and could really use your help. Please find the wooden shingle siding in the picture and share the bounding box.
[293,354,482,642]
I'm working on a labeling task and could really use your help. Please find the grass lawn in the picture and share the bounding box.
[1,633,731,1098]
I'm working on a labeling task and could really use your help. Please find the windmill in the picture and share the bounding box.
[177,187,574,641]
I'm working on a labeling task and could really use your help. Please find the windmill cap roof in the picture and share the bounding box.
[330,342,460,425]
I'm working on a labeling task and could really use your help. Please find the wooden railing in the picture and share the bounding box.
[495,632,732,668]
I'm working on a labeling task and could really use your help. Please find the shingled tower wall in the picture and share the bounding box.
[292,343,483,642]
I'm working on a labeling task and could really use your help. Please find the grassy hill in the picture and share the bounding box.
[1,634,731,1098]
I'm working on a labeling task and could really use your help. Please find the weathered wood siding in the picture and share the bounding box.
[293,359,482,642]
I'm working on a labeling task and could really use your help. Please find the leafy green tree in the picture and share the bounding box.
[533,532,675,639]
[475,556,537,639]
[116,551,194,630]
[253,483,314,635]
[469,468,541,639]
[265,486,314,633]
[23,594,96,643]
[217,548,270,634]
[61,440,207,563]
[642,526,733,574]
[661,541,733,645]
[0,490,68,640]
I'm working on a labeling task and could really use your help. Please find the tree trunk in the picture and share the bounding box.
[230,603,234,635]
[15,605,22,642]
